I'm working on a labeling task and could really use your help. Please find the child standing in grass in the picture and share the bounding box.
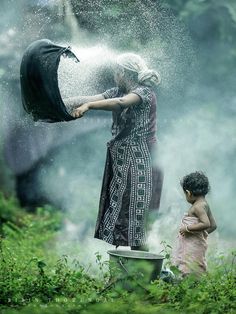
[173,171,217,276]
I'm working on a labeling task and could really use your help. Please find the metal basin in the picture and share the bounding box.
[107,250,164,289]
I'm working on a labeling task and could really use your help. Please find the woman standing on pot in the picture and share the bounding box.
[70,53,163,251]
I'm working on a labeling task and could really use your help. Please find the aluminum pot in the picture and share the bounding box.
[107,250,164,289]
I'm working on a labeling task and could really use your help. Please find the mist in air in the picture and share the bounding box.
[0,0,235,272]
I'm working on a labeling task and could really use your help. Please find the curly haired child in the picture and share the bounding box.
[172,171,217,276]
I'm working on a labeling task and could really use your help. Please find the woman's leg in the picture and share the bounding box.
[131,244,149,251]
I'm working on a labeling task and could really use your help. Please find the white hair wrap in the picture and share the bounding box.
[138,69,160,87]
[116,53,161,87]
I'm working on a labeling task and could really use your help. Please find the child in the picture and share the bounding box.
[173,171,217,276]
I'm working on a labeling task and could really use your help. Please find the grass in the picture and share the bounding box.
[0,193,235,314]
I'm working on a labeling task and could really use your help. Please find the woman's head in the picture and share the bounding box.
[114,53,161,90]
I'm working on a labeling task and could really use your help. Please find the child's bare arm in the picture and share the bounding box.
[206,207,217,234]
[180,204,211,234]
[187,204,211,232]
[179,203,210,235]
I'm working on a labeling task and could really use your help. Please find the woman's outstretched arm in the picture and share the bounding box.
[64,94,105,113]
[71,93,142,118]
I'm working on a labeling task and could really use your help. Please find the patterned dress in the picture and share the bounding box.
[94,85,163,247]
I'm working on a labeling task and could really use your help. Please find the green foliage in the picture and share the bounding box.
[0,204,105,312]
[148,252,236,313]
[0,193,26,231]
[0,207,62,305]
[0,196,235,314]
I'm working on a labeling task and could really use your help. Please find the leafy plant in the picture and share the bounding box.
[0,195,235,314]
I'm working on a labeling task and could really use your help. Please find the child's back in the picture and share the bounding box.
[172,172,217,276]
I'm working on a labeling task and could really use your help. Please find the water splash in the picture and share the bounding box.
[1,0,235,273]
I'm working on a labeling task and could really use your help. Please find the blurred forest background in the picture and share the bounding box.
[0,0,236,248]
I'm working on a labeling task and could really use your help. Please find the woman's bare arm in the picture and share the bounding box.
[64,94,105,112]
[71,93,142,118]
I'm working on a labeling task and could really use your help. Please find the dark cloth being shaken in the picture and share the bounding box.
[20,39,78,122]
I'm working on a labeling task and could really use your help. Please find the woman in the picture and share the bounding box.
[68,53,163,250]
